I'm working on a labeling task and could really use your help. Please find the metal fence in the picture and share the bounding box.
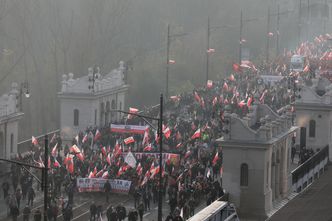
[291,146,329,193]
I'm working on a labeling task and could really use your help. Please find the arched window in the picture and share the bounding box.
[10,134,14,153]
[240,163,249,186]
[309,120,316,138]
[74,109,79,126]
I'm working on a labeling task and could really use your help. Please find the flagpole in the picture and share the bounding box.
[206,16,210,83]
[43,135,48,221]
[158,94,163,221]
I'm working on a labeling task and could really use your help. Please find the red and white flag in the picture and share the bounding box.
[207,48,215,53]
[142,128,150,146]
[232,63,241,72]
[106,153,111,165]
[32,136,38,146]
[229,74,235,81]
[223,82,229,91]
[169,59,176,64]
[247,96,253,107]
[50,133,57,144]
[88,171,95,178]
[207,80,213,88]
[51,143,58,157]
[191,129,201,139]
[102,171,109,179]
[184,150,191,159]
[82,134,88,143]
[176,143,182,149]
[124,136,135,145]
[53,158,61,168]
[194,91,201,103]
[212,152,219,165]
[212,97,218,106]
[75,135,79,144]
[94,129,101,142]
[70,145,80,154]
[163,126,171,139]
[96,169,104,178]
[77,152,84,162]
[170,95,181,102]
[136,163,143,176]
[144,143,152,152]
[268,32,274,37]
[128,107,139,119]
[101,146,107,156]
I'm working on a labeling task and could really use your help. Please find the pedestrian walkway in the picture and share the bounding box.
[268,165,332,221]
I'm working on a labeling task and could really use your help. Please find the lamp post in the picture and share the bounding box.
[18,81,30,111]
[111,94,163,221]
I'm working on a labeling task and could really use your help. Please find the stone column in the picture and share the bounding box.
[275,161,280,199]
[271,154,276,201]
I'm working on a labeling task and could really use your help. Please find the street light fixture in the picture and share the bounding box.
[111,94,164,221]
[17,81,30,111]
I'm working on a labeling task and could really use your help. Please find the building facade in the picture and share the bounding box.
[217,100,296,220]
[58,61,129,141]
[295,76,332,159]
[0,83,24,161]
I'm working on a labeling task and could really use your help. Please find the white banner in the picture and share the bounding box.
[77,178,131,194]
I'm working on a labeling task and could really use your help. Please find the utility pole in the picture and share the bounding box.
[276,5,280,56]
[206,17,210,83]
[239,10,243,65]
[166,24,170,99]
[298,0,302,43]
[158,94,163,221]
[266,7,271,64]
[307,0,310,41]
[43,135,48,221]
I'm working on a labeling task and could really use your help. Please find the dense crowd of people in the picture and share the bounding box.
[1,33,331,221]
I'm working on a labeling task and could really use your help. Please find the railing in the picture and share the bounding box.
[17,129,60,154]
[291,146,329,193]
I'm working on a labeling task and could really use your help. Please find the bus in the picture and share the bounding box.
[188,200,240,221]
[290,55,306,72]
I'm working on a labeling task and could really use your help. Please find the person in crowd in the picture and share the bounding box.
[34,209,42,221]
[90,201,97,221]
[15,188,22,210]
[27,186,35,207]
[23,204,31,221]
[116,203,126,221]
[128,208,138,221]
[137,201,144,221]
[2,180,9,199]
[104,180,111,203]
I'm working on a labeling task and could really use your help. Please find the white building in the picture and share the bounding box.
[0,83,24,160]
[217,99,296,220]
[295,76,332,159]
[58,61,129,141]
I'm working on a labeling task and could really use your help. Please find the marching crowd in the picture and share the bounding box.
[2,33,332,221]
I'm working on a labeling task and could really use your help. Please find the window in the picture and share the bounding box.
[309,120,316,138]
[74,109,79,126]
[10,134,14,153]
[240,163,249,186]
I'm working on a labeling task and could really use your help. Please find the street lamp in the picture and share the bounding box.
[111,94,164,221]
[18,81,30,111]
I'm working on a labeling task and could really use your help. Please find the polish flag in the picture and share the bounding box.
[82,134,88,143]
[191,129,201,139]
[220,166,223,178]
[170,95,181,102]
[238,100,246,108]
[94,129,101,142]
[229,74,235,81]
[32,136,38,146]
[184,150,191,159]
[155,130,160,144]
[136,163,143,176]
[169,59,176,64]
[106,153,111,165]
[114,142,122,157]
[70,145,80,154]
[75,135,79,144]
[102,171,109,179]
[223,82,229,91]
[53,158,61,168]
[212,152,219,165]
[96,169,104,178]
[144,143,152,151]
[207,80,213,88]
[128,107,139,119]
[88,171,95,178]
[207,168,211,178]
[51,143,58,157]
[260,90,268,103]
[77,152,84,162]
[224,98,229,105]
[142,128,150,146]
[124,136,135,145]
[176,143,182,149]
[268,32,274,37]
[247,96,253,107]
[303,64,310,73]
[163,127,171,139]
[207,48,215,53]
[194,91,201,103]
[141,171,150,186]
[232,63,241,72]
[101,146,107,156]
[48,157,51,169]
[212,97,218,106]
[66,158,74,174]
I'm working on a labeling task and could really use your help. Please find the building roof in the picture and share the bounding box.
[59,61,128,95]
[269,165,332,221]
